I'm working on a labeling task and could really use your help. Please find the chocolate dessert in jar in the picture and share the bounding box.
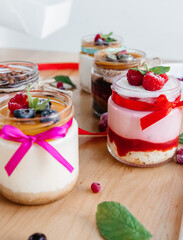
[92,48,146,116]
[107,66,183,166]
[79,32,123,93]
[0,61,39,93]
[0,89,78,205]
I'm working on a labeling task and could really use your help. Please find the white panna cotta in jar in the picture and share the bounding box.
[79,33,123,93]
[0,90,78,205]
[107,73,182,166]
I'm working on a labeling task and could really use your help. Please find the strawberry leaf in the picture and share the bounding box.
[149,66,170,75]
[54,75,76,89]
[179,133,183,144]
[130,68,147,75]
[96,201,152,240]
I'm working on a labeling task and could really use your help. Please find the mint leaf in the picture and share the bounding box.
[35,98,50,112]
[149,66,170,75]
[100,32,113,40]
[54,75,76,88]
[33,98,39,109]
[27,84,33,108]
[179,133,183,144]
[96,201,152,240]
[130,68,147,75]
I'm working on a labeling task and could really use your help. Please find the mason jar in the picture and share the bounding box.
[0,90,78,205]
[107,73,182,166]
[79,34,123,93]
[0,61,39,93]
[92,48,146,116]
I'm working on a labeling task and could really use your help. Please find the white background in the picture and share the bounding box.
[0,0,183,61]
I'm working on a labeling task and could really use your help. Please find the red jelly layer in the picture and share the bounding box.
[108,127,179,156]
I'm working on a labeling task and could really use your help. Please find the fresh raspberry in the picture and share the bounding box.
[176,148,183,164]
[91,182,102,193]
[94,34,101,42]
[98,112,108,132]
[57,82,63,89]
[8,93,29,114]
[142,72,165,91]
[159,73,169,83]
[127,69,144,86]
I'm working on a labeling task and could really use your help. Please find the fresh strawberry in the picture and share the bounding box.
[159,73,168,83]
[94,34,101,42]
[142,72,165,91]
[127,69,144,86]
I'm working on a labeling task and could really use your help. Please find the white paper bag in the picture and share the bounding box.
[0,0,72,38]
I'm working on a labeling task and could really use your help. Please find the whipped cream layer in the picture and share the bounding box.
[108,97,182,143]
[113,74,180,100]
[0,119,78,194]
[79,53,93,92]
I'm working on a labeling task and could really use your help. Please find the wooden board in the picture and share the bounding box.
[0,49,182,240]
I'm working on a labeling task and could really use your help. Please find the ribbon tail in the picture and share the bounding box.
[5,140,33,176]
[37,140,74,173]
[78,128,107,136]
[140,108,171,130]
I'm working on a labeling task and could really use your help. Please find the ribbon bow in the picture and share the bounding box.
[0,118,74,176]
[141,94,183,130]
[112,91,183,130]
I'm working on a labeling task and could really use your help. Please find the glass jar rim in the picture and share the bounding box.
[112,72,181,101]
[94,48,146,62]
[0,90,73,123]
[0,60,39,92]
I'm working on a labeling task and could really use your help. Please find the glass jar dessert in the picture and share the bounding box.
[0,61,39,93]
[0,90,78,205]
[92,48,146,116]
[79,32,123,93]
[107,70,182,166]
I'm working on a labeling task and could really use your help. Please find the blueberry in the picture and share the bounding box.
[14,108,35,118]
[36,99,51,113]
[40,109,60,123]
[28,233,47,240]
[95,38,104,45]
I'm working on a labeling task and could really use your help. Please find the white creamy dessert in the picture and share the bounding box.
[0,91,79,205]
[107,72,182,166]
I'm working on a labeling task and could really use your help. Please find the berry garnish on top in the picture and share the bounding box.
[127,65,170,91]
[8,93,29,114]
[94,32,116,45]
[105,50,133,62]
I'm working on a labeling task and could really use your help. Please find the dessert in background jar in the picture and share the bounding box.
[79,32,123,93]
[107,66,183,166]
[0,61,39,93]
[92,48,146,116]
[0,88,78,205]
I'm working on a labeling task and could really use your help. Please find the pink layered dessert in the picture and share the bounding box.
[107,71,182,166]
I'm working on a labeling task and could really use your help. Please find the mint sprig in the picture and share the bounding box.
[149,66,170,75]
[130,65,170,76]
[96,201,152,240]
[54,75,76,89]
[179,133,183,144]
[27,85,50,112]
[100,32,115,42]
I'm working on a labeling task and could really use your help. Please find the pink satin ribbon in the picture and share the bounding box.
[0,118,74,176]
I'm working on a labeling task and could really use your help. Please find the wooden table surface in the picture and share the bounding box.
[0,49,182,240]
